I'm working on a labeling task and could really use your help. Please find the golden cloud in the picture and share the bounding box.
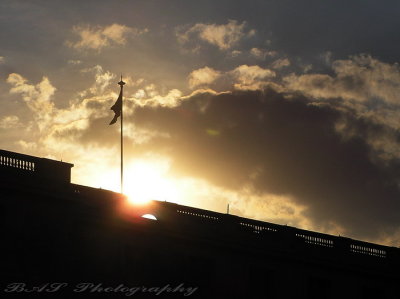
[66,23,148,52]
[230,64,276,90]
[0,115,21,129]
[188,66,221,89]
[284,55,400,105]
[7,73,56,131]
[177,20,255,51]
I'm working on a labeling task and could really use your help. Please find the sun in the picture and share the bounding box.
[124,159,179,204]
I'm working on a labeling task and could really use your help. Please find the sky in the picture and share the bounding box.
[1,0,400,246]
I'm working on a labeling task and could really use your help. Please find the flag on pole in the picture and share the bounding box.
[109,75,125,194]
[109,88,122,125]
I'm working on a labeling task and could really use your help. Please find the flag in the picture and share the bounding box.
[109,88,122,125]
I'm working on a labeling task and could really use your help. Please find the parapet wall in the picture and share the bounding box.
[0,149,73,185]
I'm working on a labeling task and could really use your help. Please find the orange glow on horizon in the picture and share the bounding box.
[81,155,228,215]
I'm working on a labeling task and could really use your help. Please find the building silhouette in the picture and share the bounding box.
[1,149,399,298]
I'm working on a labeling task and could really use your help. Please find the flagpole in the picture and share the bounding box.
[118,76,125,194]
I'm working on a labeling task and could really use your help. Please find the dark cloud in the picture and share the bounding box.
[132,88,400,241]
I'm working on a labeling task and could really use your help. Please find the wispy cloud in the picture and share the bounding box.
[271,58,290,69]
[0,115,21,129]
[186,65,276,91]
[6,67,117,147]
[188,67,221,89]
[250,48,277,60]
[230,65,275,90]
[285,55,400,105]
[80,65,115,94]
[132,86,183,108]
[7,73,56,131]
[66,23,148,52]
[177,20,255,51]
[68,59,82,65]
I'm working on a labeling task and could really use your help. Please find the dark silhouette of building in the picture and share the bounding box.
[1,149,399,298]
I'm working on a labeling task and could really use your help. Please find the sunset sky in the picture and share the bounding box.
[2,0,400,246]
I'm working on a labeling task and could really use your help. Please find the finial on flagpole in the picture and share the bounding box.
[118,74,125,86]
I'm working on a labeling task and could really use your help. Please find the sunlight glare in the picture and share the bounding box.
[124,159,179,204]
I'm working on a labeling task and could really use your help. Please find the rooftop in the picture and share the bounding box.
[1,148,398,266]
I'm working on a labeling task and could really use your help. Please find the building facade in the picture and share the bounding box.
[1,149,399,298]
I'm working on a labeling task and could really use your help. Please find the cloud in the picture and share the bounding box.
[5,67,121,151]
[230,50,242,57]
[131,87,400,244]
[230,65,275,90]
[3,67,142,194]
[188,67,221,89]
[283,55,400,163]
[0,56,4,64]
[0,115,21,129]
[284,55,400,106]
[229,188,314,230]
[81,65,115,94]
[177,20,255,51]
[132,85,184,108]
[7,73,56,131]
[271,58,290,69]
[68,59,82,65]
[66,23,147,51]
[185,64,278,91]
[15,140,37,151]
[250,48,277,59]
[6,67,186,159]
[140,88,183,108]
